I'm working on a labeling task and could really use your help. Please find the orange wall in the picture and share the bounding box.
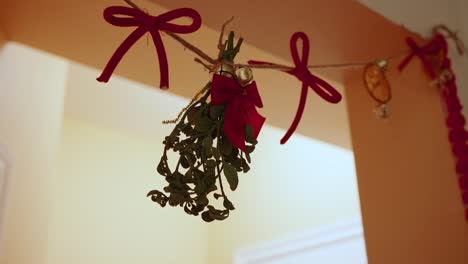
[345,57,468,262]
[0,26,6,47]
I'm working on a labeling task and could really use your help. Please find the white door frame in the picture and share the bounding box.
[234,218,366,264]
[0,145,12,253]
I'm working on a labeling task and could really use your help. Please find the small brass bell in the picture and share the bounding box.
[235,67,254,87]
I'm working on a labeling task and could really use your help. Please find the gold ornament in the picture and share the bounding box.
[364,59,391,104]
[235,67,254,87]
[363,59,392,119]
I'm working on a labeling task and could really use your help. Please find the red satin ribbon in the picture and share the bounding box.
[97,6,202,89]
[210,74,265,151]
[398,34,447,79]
[249,32,342,144]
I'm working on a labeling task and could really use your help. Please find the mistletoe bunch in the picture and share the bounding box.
[147,32,261,222]
[97,1,341,222]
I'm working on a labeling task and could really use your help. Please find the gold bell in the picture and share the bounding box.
[375,59,388,71]
[235,67,254,87]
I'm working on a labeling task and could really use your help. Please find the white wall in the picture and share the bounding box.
[62,63,361,264]
[208,127,361,264]
[49,118,208,264]
[235,219,366,264]
[0,43,68,264]
[0,46,361,263]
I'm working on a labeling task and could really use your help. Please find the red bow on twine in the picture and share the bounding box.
[97,6,202,89]
[249,32,342,144]
[398,34,447,79]
[210,74,266,151]
[399,34,468,220]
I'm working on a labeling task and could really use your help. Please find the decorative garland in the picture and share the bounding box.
[397,33,468,221]
[97,1,468,222]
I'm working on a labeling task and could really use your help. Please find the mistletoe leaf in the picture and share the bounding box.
[221,138,233,156]
[157,158,171,177]
[207,206,229,220]
[202,211,215,222]
[245,124,254,138]
[245,152,251,163]
[223,162,239,191]
[195,117,214,133]
[187,106,201,125]
[147,190,168,207]
[206,159,217,168]
[242,160,251,173]
[212,147,221,160]
[196,196,209,207]
[232,158,242,171]
[245,145,255,154]
[203,136,213,150]
[210,105,224,119]
[180,155,190,169]
[223,198,235,210]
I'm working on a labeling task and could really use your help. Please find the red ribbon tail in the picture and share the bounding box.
[281,83,308,144]
[97,27,147,83]
[398,38,420,72]
[150,30,170,89]
[243,102,266,139]
[398,53,415,72]
[308,75,342,104]
[224,98,247,151]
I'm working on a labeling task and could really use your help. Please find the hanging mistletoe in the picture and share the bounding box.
[97,0,468,223]
[147,32,265,222]
[96,0,342,221]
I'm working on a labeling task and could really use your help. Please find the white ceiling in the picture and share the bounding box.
[357,0,465,37]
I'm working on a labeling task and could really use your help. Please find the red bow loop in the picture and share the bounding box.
[398,37,424,72]
[398,35,448,79]
[247,32,342,145]
[307,74,342,104]
[210,74,266,151]
[97,6,202,89]
[210,75,243,104]
[290,32,310,68]
[282,32,342,144]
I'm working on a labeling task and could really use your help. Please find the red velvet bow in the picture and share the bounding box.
[97,6,202,89]
[210,74,265,151]
[398,34,447,79]
[249,32,342,144]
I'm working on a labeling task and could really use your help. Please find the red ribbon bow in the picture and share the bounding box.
[210,74,266,151]
[398,34,447,79]
[97,6,202,89]
[249,32,342,144]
